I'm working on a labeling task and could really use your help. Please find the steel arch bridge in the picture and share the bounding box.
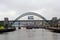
[11,12,51,26]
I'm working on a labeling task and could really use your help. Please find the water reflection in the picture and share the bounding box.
[0,29,60,40]
[52,33,60,40]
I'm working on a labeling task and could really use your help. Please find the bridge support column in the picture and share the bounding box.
[4,18,9,29]
[18,21,21,29]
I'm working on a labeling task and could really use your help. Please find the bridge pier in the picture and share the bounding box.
[18,21,21,29]
[4,18,9,29]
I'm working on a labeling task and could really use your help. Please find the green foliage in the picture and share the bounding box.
[0,26,5,30]
[0,24,5,30]
[0,24,4,27]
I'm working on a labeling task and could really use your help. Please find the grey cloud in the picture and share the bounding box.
[0,0,60,20]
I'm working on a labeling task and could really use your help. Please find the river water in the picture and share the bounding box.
[0,29,60,40]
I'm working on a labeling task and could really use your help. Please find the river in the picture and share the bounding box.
[0,29,60,40]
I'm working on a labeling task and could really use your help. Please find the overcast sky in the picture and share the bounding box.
[0,0,60,20]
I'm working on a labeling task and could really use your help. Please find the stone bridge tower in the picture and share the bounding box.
[4,18,9,29]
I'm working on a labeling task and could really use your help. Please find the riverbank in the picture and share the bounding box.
[45,27,60,33]
[25,26,60,33]
[0,27,16,33]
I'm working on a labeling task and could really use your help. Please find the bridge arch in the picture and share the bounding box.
[15,12,47,21]
[12,12,51,26]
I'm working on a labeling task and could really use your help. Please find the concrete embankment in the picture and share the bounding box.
[46,27,60,33]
